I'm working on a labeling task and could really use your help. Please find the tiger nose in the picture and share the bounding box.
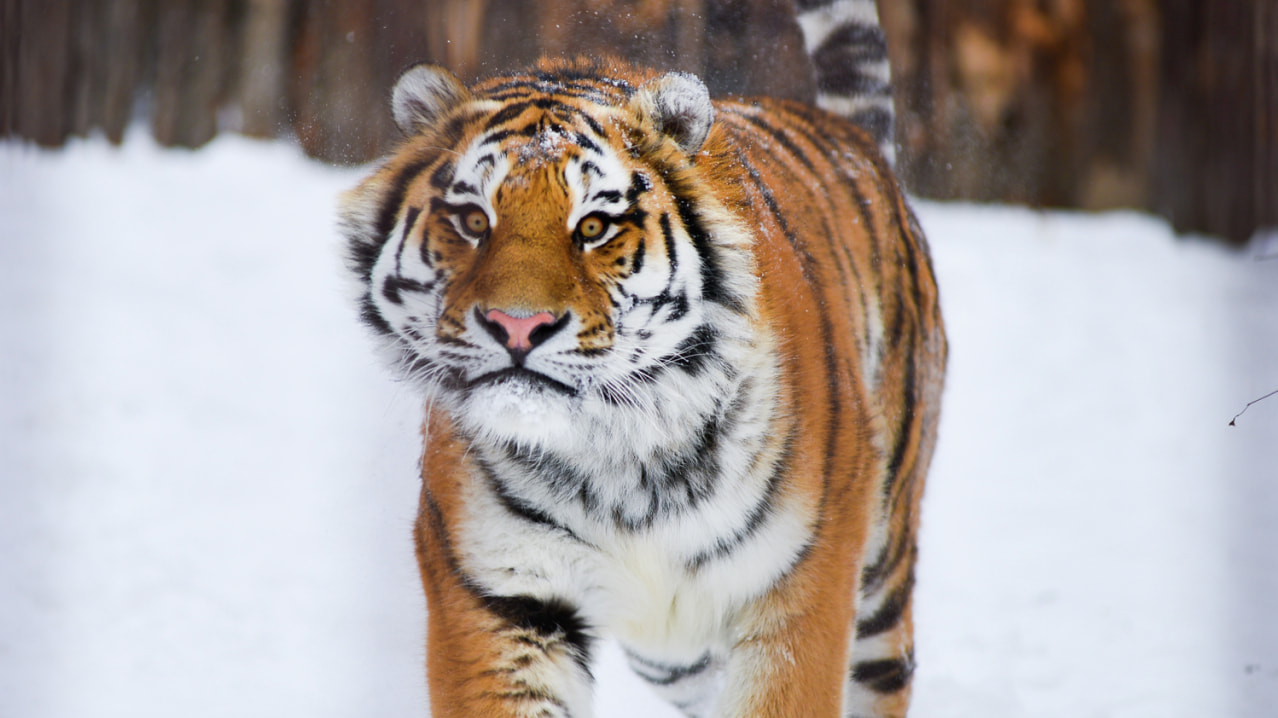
[476,308,567,358]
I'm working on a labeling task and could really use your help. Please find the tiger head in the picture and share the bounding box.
[340,58,761,455]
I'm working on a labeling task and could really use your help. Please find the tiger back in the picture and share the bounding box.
[340,11,945,718]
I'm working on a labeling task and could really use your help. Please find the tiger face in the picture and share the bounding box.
[346,63,759,456]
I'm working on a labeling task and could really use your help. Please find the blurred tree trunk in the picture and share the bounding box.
[152,2,237,147]
[0,0,1273,244]
[238,0,290,138]
[1152,0,1274,240]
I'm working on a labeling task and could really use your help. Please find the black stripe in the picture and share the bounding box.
[850,108,895,147]
[630,230,647,275]
[893,201,927,319]
[359,293,394,335]
[481,126,529,146]
[658,212,679,278]
[483,71,632,99]
[666,291,690,321]
[626,651,712,686]
[819,309,845,512]
[573,131,602,154]
[402,354,441,379]
[436,111,470,146]
[480,594,594,675]
[486,83,616,106]
[347,239,383,285]
[851,656,914,694]
[860,521,910,595]
[399,206,421,251]
[536,68,635,93]
[812,23,891,98]
[665,324,718,376]
[502,442,602,515]
[484,99,537,128]
[428,158,455,191]
[883,341,917,502]
[739,112,817,174]
[687,431,794,570]
[671,191,747,314]
[479,684,569,711]
[380,276,435,305]
[478,460,587,543]
[814,21,890,64]
[816,67,892,100]
[360,157,432,279]
[500,96,586,124]
[419,487,461,573]
[576,110,608,138]
[467,366,578,397]
[626,171,652,204]
[886,284,907,348]
[651,290,687,322]
[855,568,914,639]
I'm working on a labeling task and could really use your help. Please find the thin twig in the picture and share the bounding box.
[1229,388,1278,426]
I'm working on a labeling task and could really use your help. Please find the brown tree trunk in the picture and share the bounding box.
[238,0,291,138]
[152,1,236,148]
[1153,0,1274,242]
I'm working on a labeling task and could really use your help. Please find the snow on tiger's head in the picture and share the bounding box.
[339,57,761,454]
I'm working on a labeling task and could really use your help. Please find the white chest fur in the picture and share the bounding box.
[454,433,815,665]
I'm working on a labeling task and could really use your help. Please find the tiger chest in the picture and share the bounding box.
[454,447,815,657]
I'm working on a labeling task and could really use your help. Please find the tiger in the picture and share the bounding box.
[339,1,945,715]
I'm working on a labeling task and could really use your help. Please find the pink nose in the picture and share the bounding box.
[485,309,557,351]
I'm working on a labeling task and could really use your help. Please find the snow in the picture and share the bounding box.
[1,132,1274,717]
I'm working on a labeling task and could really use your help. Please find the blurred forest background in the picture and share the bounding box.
[2,0,1275,245]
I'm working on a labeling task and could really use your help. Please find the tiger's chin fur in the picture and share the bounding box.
[342,43,944,718]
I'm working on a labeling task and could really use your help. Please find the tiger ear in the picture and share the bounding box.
[392,64,471,134]
[633,72,714,155]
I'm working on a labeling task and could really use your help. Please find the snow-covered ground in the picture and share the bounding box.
[1,132,1274,718]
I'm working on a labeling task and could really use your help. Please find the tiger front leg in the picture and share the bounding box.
[414,499,595,718]
[715,554,861,717]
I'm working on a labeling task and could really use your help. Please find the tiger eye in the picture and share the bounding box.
[464,210,489,235]
[579,216,606,240]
